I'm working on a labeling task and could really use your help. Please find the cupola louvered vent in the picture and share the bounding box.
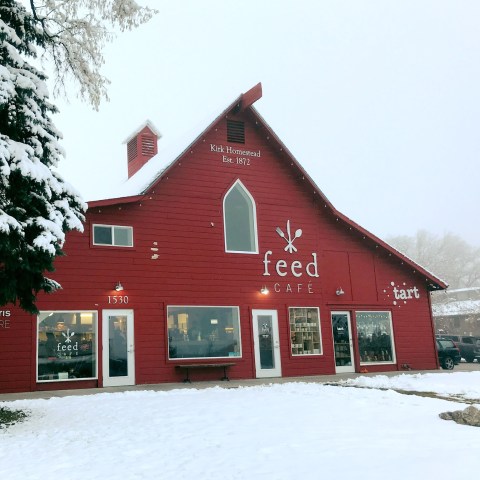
[124,120,161,178]
[141,135,155,156]
[127,137,138,163]
[227,120,245,144]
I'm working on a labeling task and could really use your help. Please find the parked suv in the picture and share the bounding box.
[436,338,461,370]
[438,335,479,363]
[475,339,480,363]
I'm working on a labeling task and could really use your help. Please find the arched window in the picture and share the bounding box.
[223,180,258,253]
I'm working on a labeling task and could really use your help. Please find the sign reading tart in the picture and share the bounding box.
[210,143,260,167]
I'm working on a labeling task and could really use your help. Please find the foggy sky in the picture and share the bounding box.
[51,1,480,246]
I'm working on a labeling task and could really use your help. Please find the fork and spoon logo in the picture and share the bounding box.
[276,220,302,253]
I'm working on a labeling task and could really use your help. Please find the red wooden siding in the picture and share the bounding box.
[0,102,442,393]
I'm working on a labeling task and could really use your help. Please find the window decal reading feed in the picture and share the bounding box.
[37,311,97,382]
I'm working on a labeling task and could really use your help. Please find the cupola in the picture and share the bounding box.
[123,120,161,178]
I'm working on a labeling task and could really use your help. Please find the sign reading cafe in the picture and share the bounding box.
[262,220,318,293]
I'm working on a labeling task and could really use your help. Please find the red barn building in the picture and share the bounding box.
[0,84,447,393]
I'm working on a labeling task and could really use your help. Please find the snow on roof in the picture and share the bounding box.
[122,119,162,144]
[87,94,240,203]
[446,287,480,294]
[433,300,480,317]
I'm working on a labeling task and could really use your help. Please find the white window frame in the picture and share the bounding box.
[223,179,259,254]
[37,310,99,383]
[167,305,242,360]
[93,224,134,247]
[288,307,323,356]
[356,310,396,365]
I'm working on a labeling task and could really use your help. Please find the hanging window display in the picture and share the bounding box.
[37,311,97,381]
[356,311,395,364]
[289,307,322,355]
[167,306,241,359]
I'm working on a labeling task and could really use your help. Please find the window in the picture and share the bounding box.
[167,306,241,359]
[37,311,97,382]
[93,224,133,247]
[223,180,258,253]
[356,311,395,364]
[289,307,322,355]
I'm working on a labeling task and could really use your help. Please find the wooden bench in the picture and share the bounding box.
[175,363,235,383]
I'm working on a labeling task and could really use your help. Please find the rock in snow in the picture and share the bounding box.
[439,405,480,427]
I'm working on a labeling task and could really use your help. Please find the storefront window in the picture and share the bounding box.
[356,311,395,364]
[37,311,97,381]
[167,306,241,359]
[289,307,322,355]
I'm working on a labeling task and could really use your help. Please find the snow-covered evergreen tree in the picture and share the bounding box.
[0,1,155,312]
[0,0,84,312]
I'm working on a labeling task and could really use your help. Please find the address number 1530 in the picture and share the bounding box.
[107,295,129,304]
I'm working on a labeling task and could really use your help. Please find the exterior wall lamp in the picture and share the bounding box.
[336,287,344,296]
[115,281,124,292]
[260,286,269,295]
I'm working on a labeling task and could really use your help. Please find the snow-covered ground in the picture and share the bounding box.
[1,372,479,480]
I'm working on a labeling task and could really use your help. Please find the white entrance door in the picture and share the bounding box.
[102,310,135,387]
[331,311,355,373]
[252,309,282,378]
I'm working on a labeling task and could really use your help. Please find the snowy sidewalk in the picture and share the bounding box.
[0,368,444,402]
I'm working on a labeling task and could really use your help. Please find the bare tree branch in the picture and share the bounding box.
[27,0,157,109]
[386,230,480,292]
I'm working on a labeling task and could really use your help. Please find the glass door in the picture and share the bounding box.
[102,310,135,387]
[331,312,355,373]
[252,309,282,378]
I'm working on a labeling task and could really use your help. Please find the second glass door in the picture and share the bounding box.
[331,312,355,373]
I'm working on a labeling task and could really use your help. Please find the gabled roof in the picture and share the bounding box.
[87,83,448,291]
[87,92,246,203]
[122,120,162,144]
[433,300,480,317]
